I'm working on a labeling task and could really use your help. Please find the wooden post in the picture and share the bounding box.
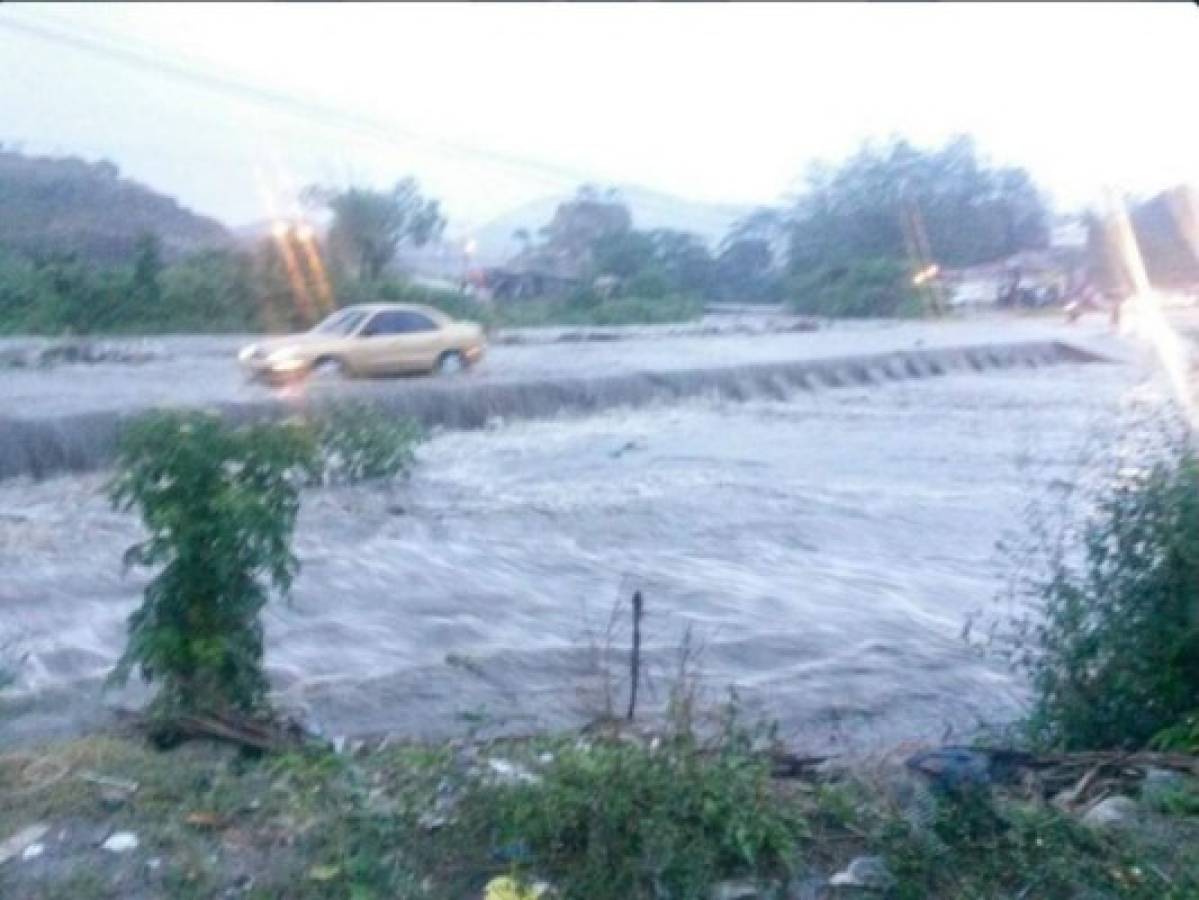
[626,590,643,722]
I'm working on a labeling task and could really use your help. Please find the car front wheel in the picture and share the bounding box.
[436,351,466,375]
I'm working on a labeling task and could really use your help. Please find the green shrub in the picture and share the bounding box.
[107,411,318,716]
[1151,710,1199,754]
[309,401,424,486]
[1016,436,1199,750]
[877,790,1181,899]
[106,406,422,719]
[462,729,804,898]
[370,277,496,329]
[496,293,704,328]
[788,257,924,318]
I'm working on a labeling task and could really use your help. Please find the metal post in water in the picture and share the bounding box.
[626,590,643,722]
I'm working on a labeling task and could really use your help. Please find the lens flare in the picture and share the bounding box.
[1106,188,1194,422]
[272,225,317,324]
[294,225,335,314]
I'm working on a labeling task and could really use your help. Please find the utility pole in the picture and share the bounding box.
[899,185,945,316]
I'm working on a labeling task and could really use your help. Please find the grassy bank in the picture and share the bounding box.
[3,725,1199,899]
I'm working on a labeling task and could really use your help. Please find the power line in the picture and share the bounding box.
[0,12,589,191]
[1,10,761,235]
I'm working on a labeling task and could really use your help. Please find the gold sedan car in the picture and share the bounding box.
[238,303,486,382]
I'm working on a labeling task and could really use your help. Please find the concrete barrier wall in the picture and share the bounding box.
[0,340,1109,482]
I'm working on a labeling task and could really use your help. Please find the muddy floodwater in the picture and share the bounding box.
[0,344,1160,751]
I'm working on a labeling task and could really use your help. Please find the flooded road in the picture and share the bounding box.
[0,316,1120,420]
[0,352,1157,751]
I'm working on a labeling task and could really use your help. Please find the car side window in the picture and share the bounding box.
[361,311,438,336]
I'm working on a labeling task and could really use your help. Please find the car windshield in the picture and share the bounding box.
[310,309,366,336]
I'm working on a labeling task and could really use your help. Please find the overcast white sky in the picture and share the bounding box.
[1,2,1196,235]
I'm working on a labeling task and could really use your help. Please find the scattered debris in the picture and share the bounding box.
[20,843,44,862]
[906,747,1199,809]
[184,811,223,830]
[81,771,139,810]
[307,864,341,882]
[0,824,50,866]
[483,874,550,899]
[1082,796,1140,830]
[769,750,830,779]
[148,710,311,752]
[709,880,761,899]
[101,831,139,853]
[1141,767,1187,805]
[906,746,1035,793]
[0,341,163,369]
[80,772,140,793]
[486,757,541,785]
[829,856,895,890]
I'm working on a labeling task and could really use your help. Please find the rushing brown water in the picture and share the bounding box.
[0,347,1157,750]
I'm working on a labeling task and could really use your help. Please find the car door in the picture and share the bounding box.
[356,310,443,374]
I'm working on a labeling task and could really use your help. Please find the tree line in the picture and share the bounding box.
[3,134,1190,335]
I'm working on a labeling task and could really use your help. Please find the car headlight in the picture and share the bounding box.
[265,349,307,371]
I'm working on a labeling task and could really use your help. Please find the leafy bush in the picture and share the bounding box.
[497,293,705,328]
[1016,437,1199,750]
[0,245,268,335]
[365,276,496,329]
[1152,711,1199,753]
[309,401,424,486]
[875,789,1178,899]
[463,728,804,898]
[107,411,318,716]
[788,257,924,318]
[106,405,423,718]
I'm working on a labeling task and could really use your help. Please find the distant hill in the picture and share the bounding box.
[469,185,755,265]
[0,149,230,263]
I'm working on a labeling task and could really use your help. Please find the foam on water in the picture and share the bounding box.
[0,358,1157,750]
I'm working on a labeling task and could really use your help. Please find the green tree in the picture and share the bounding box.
[647,229,715,295]
[303,179,445,282]
[124,232,165,325]
[788,257,921,318]
[159,249,257,332]
[541,187,632,262]
[591,229,656,279]
[786,135,1048,277]
[714,236,780,302]
[108,411,318,717]
[1015,435,1199,750]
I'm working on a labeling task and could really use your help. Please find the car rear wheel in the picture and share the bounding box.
[436,351,466,375]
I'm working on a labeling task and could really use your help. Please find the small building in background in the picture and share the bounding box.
[943,246,1084,309]
[469,265,581,302]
